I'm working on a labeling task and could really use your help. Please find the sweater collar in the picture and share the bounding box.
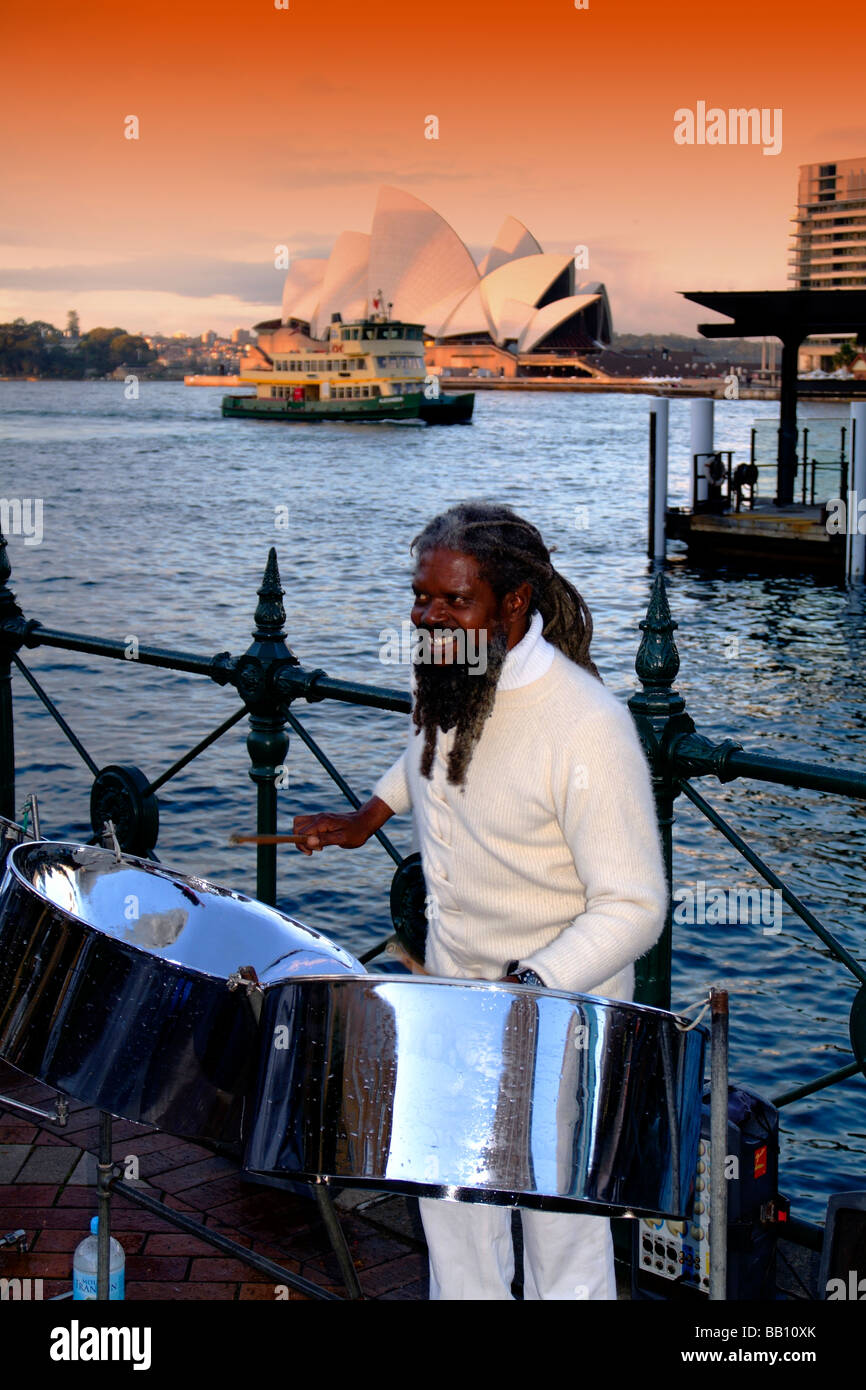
[497,609,556,691]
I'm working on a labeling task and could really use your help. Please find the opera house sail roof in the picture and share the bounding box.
[271,186,611,359]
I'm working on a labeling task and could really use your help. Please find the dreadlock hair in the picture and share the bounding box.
[410,500,602,682]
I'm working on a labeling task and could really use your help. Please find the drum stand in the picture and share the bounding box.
[95,1112,364,1300]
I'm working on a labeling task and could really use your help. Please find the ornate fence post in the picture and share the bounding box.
[236,550,295,906]
[627,573,690,1011]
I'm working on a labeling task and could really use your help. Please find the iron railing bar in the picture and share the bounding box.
[715,749,866,802]
[143,707,249,796]
[676,777,866,988]
[26,628,216,676]
[279,667,412,714]
[19,628,413,713]
[11,654,100,776]
[772,1058,863,1108]
[284,708,403,866]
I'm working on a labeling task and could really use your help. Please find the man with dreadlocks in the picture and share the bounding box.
[294,501,668,1300]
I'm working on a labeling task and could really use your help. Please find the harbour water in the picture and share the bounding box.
[2,380,865,1225]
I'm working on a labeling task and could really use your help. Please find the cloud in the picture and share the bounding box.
[0,255,309,304]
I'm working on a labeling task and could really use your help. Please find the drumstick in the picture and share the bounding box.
[228,832,313,846]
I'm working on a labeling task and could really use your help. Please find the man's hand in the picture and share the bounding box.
[292,795,394,856]
[292,811,370,855]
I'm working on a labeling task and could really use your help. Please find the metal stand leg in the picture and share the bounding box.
[709,989,729,1301]
[97,1112,113,1300]
[314,1184,364,1300]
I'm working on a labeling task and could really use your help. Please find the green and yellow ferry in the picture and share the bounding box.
[222,312,473,426]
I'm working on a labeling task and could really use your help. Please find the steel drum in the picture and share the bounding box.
[244,976,706,1219]
[0,841,361,1146]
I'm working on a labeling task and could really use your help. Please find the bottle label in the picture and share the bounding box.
[73,1269,125,1300]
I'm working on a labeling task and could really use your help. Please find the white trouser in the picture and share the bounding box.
[419,1199,617,1301]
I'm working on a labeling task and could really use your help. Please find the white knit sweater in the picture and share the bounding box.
[373,612,668,1000]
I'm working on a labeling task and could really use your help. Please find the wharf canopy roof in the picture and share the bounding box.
[278,186,612,352]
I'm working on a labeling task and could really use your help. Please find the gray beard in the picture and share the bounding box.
[412,627,510,785]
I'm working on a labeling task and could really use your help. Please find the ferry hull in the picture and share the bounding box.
[221,391,474,426]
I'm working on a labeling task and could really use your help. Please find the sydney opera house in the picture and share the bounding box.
[247,186,612,380]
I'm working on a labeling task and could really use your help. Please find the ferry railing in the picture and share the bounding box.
[749,423,849,507]
[2,531,865,1260]
[693,449,846,513]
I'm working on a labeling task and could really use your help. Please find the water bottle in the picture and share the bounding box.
[72,1216,125,1300]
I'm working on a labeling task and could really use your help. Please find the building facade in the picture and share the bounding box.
[789,157,866,370]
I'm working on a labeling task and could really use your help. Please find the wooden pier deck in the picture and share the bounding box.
[666,501,845,570]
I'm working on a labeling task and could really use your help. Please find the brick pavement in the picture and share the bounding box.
[0,1060,428,1301]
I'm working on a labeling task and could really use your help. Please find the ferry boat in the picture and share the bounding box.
[221,312,474,426]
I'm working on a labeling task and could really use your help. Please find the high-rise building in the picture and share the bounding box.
[789,157,866,369]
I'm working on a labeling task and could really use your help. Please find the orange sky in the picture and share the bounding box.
[2,0,864,336]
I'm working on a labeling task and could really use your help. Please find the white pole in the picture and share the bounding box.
[849,403,866,581]
[650,399,669,562]
[690,398,714,506]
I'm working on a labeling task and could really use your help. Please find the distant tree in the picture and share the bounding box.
[833,338,859,368]
[108,333,154,366]
[0,320,60,375]
[0,319,152,377]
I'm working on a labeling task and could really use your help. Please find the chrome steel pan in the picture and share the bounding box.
[245,976,706,1218]
[0,841,361,1146]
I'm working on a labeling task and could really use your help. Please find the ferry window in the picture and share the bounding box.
[377,356,388,368]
